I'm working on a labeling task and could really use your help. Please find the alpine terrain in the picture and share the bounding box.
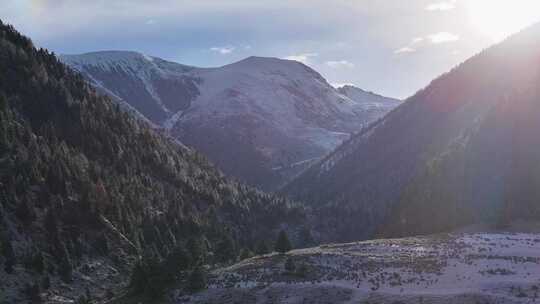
[285,23,540,242]
[60,52,400,190]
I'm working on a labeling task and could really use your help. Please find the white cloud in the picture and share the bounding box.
[428,32,460,43]
[394,47,416,54]
[395,31,459,55]
[210,46,235,54]
[284,53,318,64]
[145,19,156,25]
[425,1,456,11]
[325,60,355,69]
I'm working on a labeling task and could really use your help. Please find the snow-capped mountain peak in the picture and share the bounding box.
[61,51,400,190]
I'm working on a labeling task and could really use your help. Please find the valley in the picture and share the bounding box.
[2,2,540,303]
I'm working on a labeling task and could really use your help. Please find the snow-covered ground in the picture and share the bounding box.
[180,233,540,303]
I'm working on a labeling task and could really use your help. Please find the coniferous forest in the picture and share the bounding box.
[0,20,307,302]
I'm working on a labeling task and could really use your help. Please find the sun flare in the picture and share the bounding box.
[466,0,540,42]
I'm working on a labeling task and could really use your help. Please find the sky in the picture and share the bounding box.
[2,0,540,99]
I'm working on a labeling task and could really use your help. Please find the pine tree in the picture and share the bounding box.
[15,199,36,224]
[58,244,73,283]
[214,236,236,263]
[284,257,295,273]
[2,235,16,274]
[296,262,308,277]
[188,266,207,292]
[164,244,192,281]
[41,275,50,290]
[239,248,253,260]
[186,237,206,264]
[299,226,315,247]
[24,282,41,302]
[255,240,269,255]
[274,230,292,254]
[0,94,8,153]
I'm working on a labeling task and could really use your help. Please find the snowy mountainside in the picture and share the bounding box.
[182,232,540,303]
[61,52,400,190]
[338,84,401,121]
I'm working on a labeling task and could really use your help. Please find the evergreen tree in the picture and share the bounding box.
[296,262,308,278]
[188,266,207,292]
[23,249,44,274]
[41,275,50,290]
[284,257,295,273]
[58,244,73,283]
[128,262,147,293]
[298,226,315,247]
[186,237,206,264]
[2,235,15,274]
[93,233,109,255]
[163,244,192,281]
[129,256,167,297]
[24,282,41,303]
[214,236,236,264]
[274,230,292,254]
[239,248,253,260]
[15,199,36,224]
[0,94,8,153]
[255,240,269,255]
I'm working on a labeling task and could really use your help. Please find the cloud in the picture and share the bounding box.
[425,1,456,11]
[394,47,416,54]
[145,19,156,25]
[395,31,458,55]
[428,32,459,43]
[210,46,235,54]
[325,60,355,69]
[284,53,318,64]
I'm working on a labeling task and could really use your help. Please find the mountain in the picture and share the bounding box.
[285,24,540,242]
[337,84,401,123]
[60,52,400,190]
[185,232,540,303]
[0,21,307,303]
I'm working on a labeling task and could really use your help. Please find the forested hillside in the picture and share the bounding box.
[0,21,306,303]
[285,23,540,242]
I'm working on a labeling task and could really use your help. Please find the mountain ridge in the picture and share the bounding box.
[284,23,540,241]
[60,51,400,190]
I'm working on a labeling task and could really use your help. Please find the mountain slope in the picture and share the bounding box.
[0,21,306,303]
[60,52,399,190]
[337,84,401,123]
[285,24,540,241]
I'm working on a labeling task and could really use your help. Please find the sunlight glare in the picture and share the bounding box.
[466,0,540,42]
